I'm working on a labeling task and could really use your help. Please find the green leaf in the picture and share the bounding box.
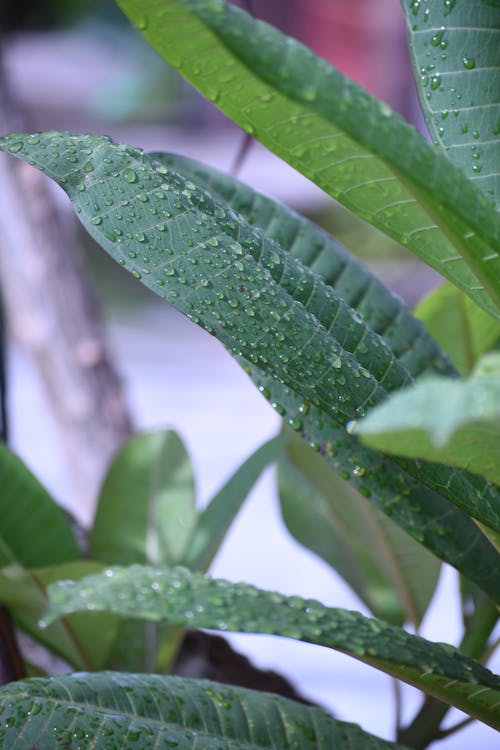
[181,433,289,571]
[354,372,500,488]
[415,282,500,376]
[90,430,196,566]
[44,565,500,728]
[0,672,408,750]
[0,561,116,670]
[1,131,498,601]
[0,443,79,567]
[117,0,500,315]
[278,435,440,628]
[402,0,500,206]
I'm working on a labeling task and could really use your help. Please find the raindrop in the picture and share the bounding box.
[462,56,476,70]
[123,168,137,183]
[91,216,102,226]
[8,141,23,153]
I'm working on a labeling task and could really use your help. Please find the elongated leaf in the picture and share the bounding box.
[355,372,500,487]
[278,435,440,628]
[0,672,407,750]
[91,430,196,566]
[1,131,498,601]
[117,0,500,315]
[151,152,456,380]
[402,0,500,206]
[181,433,289,571]
[415,282,500,376]
[45,565,500,728]
[0,561,116,670]
[0,443,79,567]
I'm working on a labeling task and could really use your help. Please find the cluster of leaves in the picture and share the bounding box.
[0,0,498,748]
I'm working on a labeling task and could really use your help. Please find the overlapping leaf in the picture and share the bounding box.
[117,0,500,315]
[0,131,498,601]
[0,672,408,749]
[44,565,500,728]
[354,372,500,486]
[415,282,500,376]
[91,430,196,566]
[0,443,79,567]
[402,0,500,207]
[278,435,441,628]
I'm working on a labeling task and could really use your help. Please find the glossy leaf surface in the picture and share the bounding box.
[355,372,500,488]
[0,672,407,749]
[0,443,79,567]
[278,435,440,628]
[91,429,196,566]
[415,282,500,376]
[45,565,500,728]
[402,0,500,206]
[118,0,500,315]
[0,131,498,601]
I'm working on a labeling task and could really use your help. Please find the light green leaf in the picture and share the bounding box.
[0,443,79,567]
[0,561,116,670]
[0,672,408,750]
[278,435,440,628]
[1,131,498,601]
[415,282,500,376]
[402,0,500,206]
[181,434,289,571]
[90,430,196,566]
[117,0,500,315]
[355,372,500,488]
[45,565,500,728]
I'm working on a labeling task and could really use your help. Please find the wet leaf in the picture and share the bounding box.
[44,565,500,728]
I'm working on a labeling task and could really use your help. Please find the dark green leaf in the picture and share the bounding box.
[0,672,408,749]
[402,0,500,206]
[0,443,79,567]
[415,282,500,376]
[355,372,500,488]
[90,430,196,566]
[45,565,500,728]
[278,435,440,628]
[117,0,500,315]
[1,131,498,601]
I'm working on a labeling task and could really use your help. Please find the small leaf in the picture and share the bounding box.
[278,435,440,628]
[45,565,500,728]
[181,434,289,571]
[0,443,79,567]
[415,282,500,376]
[90,430,196,566]
[355,372,500,489]
[0,672,408,749]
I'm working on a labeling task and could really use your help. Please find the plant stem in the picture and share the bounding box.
[397,598,498,749]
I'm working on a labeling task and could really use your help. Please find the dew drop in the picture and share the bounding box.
[8,141,24,153]
[123,168,137,183]
[462,56,476,69]
[91,216,102,226]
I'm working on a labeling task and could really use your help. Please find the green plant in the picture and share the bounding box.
[0,1,499,748]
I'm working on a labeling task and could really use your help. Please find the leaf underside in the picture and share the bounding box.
[402,0,500,208]
[0,672,408,749]
[0,131,498,602]
[45,565,500,729]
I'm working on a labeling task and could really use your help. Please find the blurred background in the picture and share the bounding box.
[0,1,497,748]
